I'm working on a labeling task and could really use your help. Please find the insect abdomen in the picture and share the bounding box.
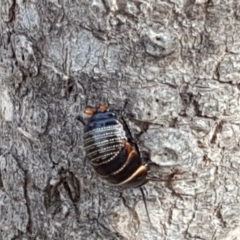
[84,113,127,178]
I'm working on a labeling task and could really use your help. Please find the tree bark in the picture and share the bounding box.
[0,0,240,239]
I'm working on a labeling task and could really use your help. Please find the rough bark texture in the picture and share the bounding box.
[0,0,240,239]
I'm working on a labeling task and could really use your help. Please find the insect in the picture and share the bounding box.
[83,104,149,188]
[81,104,153,223]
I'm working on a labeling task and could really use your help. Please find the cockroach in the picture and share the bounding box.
[80,104,165,225]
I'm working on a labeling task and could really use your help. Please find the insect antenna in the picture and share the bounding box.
[139,187,152,226]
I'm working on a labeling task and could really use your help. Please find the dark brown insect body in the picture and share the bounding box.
[83,105,149,189]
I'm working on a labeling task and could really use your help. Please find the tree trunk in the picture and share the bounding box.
[0,0,240,239]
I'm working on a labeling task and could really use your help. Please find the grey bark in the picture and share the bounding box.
[0,0,240,239]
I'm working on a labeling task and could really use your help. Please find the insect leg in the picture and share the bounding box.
[76,116,86,126]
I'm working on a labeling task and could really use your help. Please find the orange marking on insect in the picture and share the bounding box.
[99,105,108,111]
[127,150,138,160]
[110,149,138,176]
[117,165,148,186]
[85,108,95,115]
[123,141,133,155]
